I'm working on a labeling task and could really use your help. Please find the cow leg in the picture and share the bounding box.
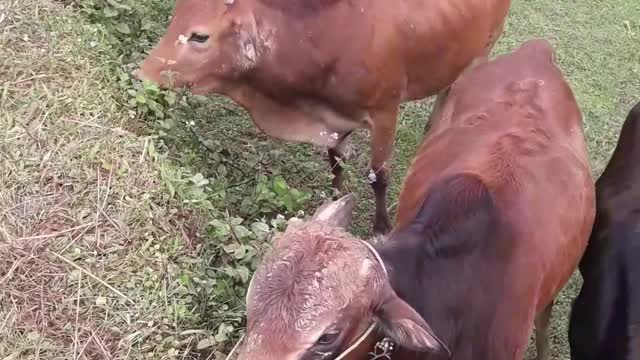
[534,301,554,360]
[425,87,451,134]
[327,131,352,197]
[368,107,398,235]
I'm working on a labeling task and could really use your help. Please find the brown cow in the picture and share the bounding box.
[227,39,595,360]
[135,0,511,234]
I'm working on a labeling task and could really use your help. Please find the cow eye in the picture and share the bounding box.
[316,331,340,346]
[189,33,210,43]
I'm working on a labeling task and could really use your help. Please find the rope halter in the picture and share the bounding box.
[334,240,393,360]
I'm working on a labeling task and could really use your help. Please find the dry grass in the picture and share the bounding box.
[0,1,213,358]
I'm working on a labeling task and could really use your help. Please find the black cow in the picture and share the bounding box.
[569,101,640,360]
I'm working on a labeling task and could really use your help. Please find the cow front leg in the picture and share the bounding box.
[534,300,554,360]
[368,108,398,235]
[425,87,451,134]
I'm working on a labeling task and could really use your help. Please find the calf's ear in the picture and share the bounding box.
[375,288,450,356]
[310,193,356,229]
[274,193,356,248]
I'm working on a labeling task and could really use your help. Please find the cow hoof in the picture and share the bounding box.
[373,215,392,235]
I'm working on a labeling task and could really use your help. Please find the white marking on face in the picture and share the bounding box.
[258,27,276,52]
[359,259,373,276]
[244,42,256,62]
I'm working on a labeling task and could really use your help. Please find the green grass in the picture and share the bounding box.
[0,0,639,359]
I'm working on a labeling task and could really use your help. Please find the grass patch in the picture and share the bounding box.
[0,0,639,359]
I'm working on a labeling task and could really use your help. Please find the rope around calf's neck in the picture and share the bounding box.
[334,240,390,360]
[224,240,391,360]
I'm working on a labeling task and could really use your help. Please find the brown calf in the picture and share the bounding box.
[229,39,595,360]
[568,101,640,360]
[135,0,511,234]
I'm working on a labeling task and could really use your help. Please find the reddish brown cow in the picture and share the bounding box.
[135,0,511,234]
[228,39,595,360]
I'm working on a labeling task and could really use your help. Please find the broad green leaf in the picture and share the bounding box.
[114,22,131,34]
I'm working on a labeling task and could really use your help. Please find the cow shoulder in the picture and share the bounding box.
[397,172,500,259]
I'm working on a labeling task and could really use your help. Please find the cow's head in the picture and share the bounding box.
[233,194,447,360]
[135,0,270,94]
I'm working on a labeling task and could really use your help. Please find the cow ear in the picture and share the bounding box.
[375,288,449,356]
[310,193,356,229]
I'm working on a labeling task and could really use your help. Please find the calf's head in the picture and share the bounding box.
[233,194,446,360]
[136,0,268,94]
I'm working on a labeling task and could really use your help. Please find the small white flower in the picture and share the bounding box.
[330,132,339,140]
[367,169,377,184]
[320,191,327,199]
[297,210,305,217]
[276,214,285,220]
[287,217,303,227]
[319,131,327,137]
[188,121,195,126]
[177,34,188,44]
[89,41,97,48]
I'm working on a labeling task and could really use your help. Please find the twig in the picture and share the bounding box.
[77,332,93,360]
[100,165,114,211]
[12,74,54,84]
[15,223,92,241]
[73,271,82,360]
[95,164,114,248]
[0,256,26,285]
[181,337,194,360]
[95,168,102,249]
[139,138,149,164]
[51,252,135,305]
[0,225,14,242]
[92,331,113,360]
[387,200,398,212]
[58,224,93,254]
[225,178,253,190]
